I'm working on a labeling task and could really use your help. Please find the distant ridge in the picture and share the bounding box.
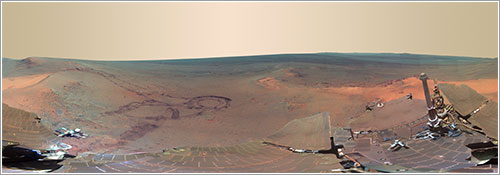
[2,52,497,62]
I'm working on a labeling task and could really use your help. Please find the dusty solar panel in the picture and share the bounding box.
[59,141,344,173]
[264,112,332,150]
[55,112,350,173]
[467,101,498,140]
[332,127,353,145]
[349,114,494,173]
[2,103,58,149]
[438,83,488,116]
[356,133,485,172]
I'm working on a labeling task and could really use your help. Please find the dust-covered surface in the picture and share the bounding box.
[55,141,344,173]
[265,112,332,150]
[467,101,498,140]
[439,83,489,116]
[2,53,498,173]
[343,112,495,173]
[349,97,427,131]
[2,103,58,150]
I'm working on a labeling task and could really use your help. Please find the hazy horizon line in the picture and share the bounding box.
[2,52,498,62]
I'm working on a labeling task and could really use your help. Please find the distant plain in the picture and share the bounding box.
[2,53,497,155]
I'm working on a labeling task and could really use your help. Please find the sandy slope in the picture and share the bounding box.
[2,55,497,154]
[320,77,498,102]
[444,79,498,102]
[2,73,51,91]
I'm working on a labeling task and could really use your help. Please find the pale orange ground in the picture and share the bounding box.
[2,73,66,118]
[2,72,146,124]
[444,79,498,102]
[2,72,497,154]
[320,77,498,102]
[2,73,51,91]
[3,86,63,120]
[283,101,307,112]
[5,74,497,105]
[319,77,497,131]
[256,77,283,90]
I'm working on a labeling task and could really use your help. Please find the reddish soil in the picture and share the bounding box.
[256,77,283,90]
[444,79,498,102]
[2,73,51,91]
[319,77,498,102]
[2,56,497,155]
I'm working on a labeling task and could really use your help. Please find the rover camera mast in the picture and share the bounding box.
[419,73,439,128]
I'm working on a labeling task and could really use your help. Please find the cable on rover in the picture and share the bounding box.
[344,154,360,167]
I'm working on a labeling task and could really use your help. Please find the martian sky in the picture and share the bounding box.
[2,2,498,60]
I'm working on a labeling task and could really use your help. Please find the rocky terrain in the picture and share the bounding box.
[2,53,497,154]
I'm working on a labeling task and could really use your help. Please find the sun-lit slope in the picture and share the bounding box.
[2,53,497,173]
[318,76,497,102]
[2,53,497,155]
[2,57,81,78]
[3,57,291,153]
[441,79,498,102]
[2,73,51,91]
[2,103,59,149]
[2,66,147,127]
